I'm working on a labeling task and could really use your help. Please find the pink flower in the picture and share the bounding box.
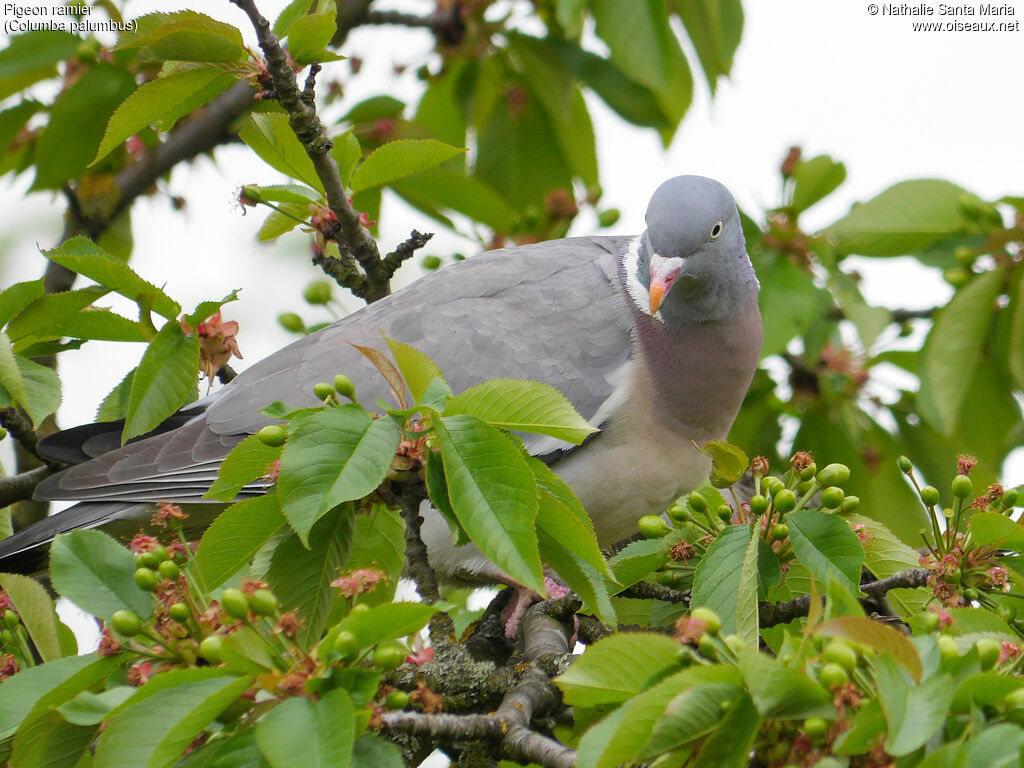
[331,568,387,599]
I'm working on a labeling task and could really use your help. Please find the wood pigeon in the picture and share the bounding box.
[0,175,763,593]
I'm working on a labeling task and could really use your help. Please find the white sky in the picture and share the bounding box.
[2,0,1023,485]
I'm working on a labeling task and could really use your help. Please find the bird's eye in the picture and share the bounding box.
[709,221,723,241]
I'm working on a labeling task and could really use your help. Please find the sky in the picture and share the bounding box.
[1,2,1023,511]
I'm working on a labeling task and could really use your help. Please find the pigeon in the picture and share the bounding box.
[0,175,763,603]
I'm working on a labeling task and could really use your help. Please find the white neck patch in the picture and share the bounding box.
[623,235,653,317]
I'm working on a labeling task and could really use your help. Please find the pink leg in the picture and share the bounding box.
[500,577,576,640]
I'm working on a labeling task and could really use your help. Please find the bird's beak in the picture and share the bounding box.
[648,255,685,315]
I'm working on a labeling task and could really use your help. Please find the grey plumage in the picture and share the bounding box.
[0,176,762,583]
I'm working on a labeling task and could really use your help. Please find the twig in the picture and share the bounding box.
[380,481,441,604]
[229,0,392,303]
[0,409,56,468]
[382,230,433,277]
[364,7,465,45]
[859,568,930,597]
[620,580,689,604]
[0,466,54,507]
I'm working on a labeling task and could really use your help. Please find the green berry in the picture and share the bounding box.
[333,375,356,398]
[840,496,860,513]
[697,633,718,659]
[313,381,335,400]
[421,255,442,270]
[923,613,940,632]
[304,281,332,305]
[333,630,360,660]
[944,267,971,289]
[3,612,18,629]
[199,635,223,663]
[716,505,733,523]
[820,486,845,509]
[598,208,621,227]
[136,551,160,569]
[221,589,250,619]
[773,489,797,515]
[1003,687,1024,711]
[749,495,768,516]
[803,717,829,740]
[762,476,785,497]
[690,607,722,635]
[799,462,817,480]
[687,491,707,514]
[817,463,851,488]
[249,589,278,616]
[897,455,913,473]
[257,424,287,447]
[158,560,180,581]
[385,690,410,709]
[1,629,15,646]
[823,641,859,672]
[819,663,850,689]
[921,486,940,507]
[771,524,789,541]
[723,634,746,654]
[169,603,191,624]
[976,637,1001,670]
[667,504,689,523]
[373,642,407,670]
[952,474,973,499]
[638,515,672,539]
[938,634,960,661]
[797,479,815,495]
[151,545,169,563]
[134,568,158,592]
[963,587,979,602]
[111,610,143,637]
[278,312,304,332]
[1001,489,1018,509]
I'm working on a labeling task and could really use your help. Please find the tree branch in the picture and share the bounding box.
[0,466,54,508]
[229,0,392,303]
[379,481,441,604]
[364,7,465,45]
[382,231,433,278]
[0,408,56,468]
[620,580,689,604]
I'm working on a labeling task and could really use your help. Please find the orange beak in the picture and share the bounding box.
[648,257,685,315]
[649,281,669,315]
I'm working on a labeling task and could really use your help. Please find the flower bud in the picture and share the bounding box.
[278,312,305,332]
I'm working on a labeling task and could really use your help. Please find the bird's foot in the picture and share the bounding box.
[500,577,576,640]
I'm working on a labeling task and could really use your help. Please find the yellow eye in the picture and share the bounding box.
[710,221,723,241]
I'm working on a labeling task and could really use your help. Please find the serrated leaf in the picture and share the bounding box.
[0,31,80,100]
[44,237,180,319]
[95,671,252,768]
[445,379,596,444]
[57,687,137,726]
[817,616,922,682]
[5,286,109,341]
[205,434,281,502]
[0,654,102,739]
[330,131,362,187]
[49,530,153,622]
[195,494,286,590]
[871,654,950,756]
[123,319,200,442]
[391,167,515,232]
[328,602,436,650]
[690,525,754,635]
[94,65,237,164]
[240,112,323,192]
[696,440,748,489]
[350,343,407,409]
[26,308,147,346]
[434,414,543,594]
[736,647,835,719]
[285,7,338,66]
[787,510,865,596]
[0,573,64,661]
[641,672,743,757]
[735,525,760,646]
[675,0,743,93]
[608,536,670,589]
[692,692,760,768]
[792,155,846,213]
[555,632,683,707]
[0,279,44,327]
[96,368,135,422]
[117,11,245,62]
[826,179,982,256]
[278,405,400,543]
[350,139,465,194]
[384,336,446,403]
[969,511,1024,549]
[259,201,313,241]
[256,688,354,768]
[538,530,615,625]
[845,513,928,617]
[343,504,404,607]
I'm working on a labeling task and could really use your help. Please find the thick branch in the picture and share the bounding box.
[0,408,53,467]
[364,7,465,45]
[380,481,441,604]
[229,0,391,302]
[0,466,54,507]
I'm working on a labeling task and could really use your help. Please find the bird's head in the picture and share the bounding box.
[627,175,758,325]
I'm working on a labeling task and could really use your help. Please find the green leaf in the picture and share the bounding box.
[608,536,670,589]
[5,286,109,341]
[434,414,543,594]
[756,253,822,358]
[44,237,180,319]
[817,616,922,682]
[117,11,245,62]
[918,268,1005,435]
[343,504,405,607]
[826,180,982,256]
[0,331,28,411]
[391,167,515,233]
[31,63,137,190]
[94,66,237,164]
[673,0,743,93]
[554,632,684,707]
[641,674,743,757]
[266,506,354,644]
[240,112,323,192]
[384,336,446,403]
[1008,270,1024,391]
[0,344,61,427]
[590,0,692,141]
[123,319,200,442]
[736,648,835,719]
[339,95,406,125]
[57,687,137,726]
[352,734,403,768]
[833,698,887,756]
[95,671,252,768]
[0,31,80,101]
[538,530,615,625]
[219,625,279,675]
[49,530,153,622]
[791,155,846,213]
[256,689,354,768]
[25,308,147,346]
[195,494,286,589]
[96,368,135,422]
[330,131,362,187]
[696,440,748,488]
[445,379,596,444]
[0,279,44,328]
[691,692,760,768]
[0,653,111,740]
[735,525,760,646]
[279,405,400,544]
[969,511,1024,549]
[205,434,282,502]
[259,201,314,241]
[787,510,865,595]
[0,573,65,661]
[286,7,338,66]
[329,602,436,649]
[690,525,754,636]
[871,654,952,756]
[845,513,928,617]
[826,268,891,351]
[350,139,465,194]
